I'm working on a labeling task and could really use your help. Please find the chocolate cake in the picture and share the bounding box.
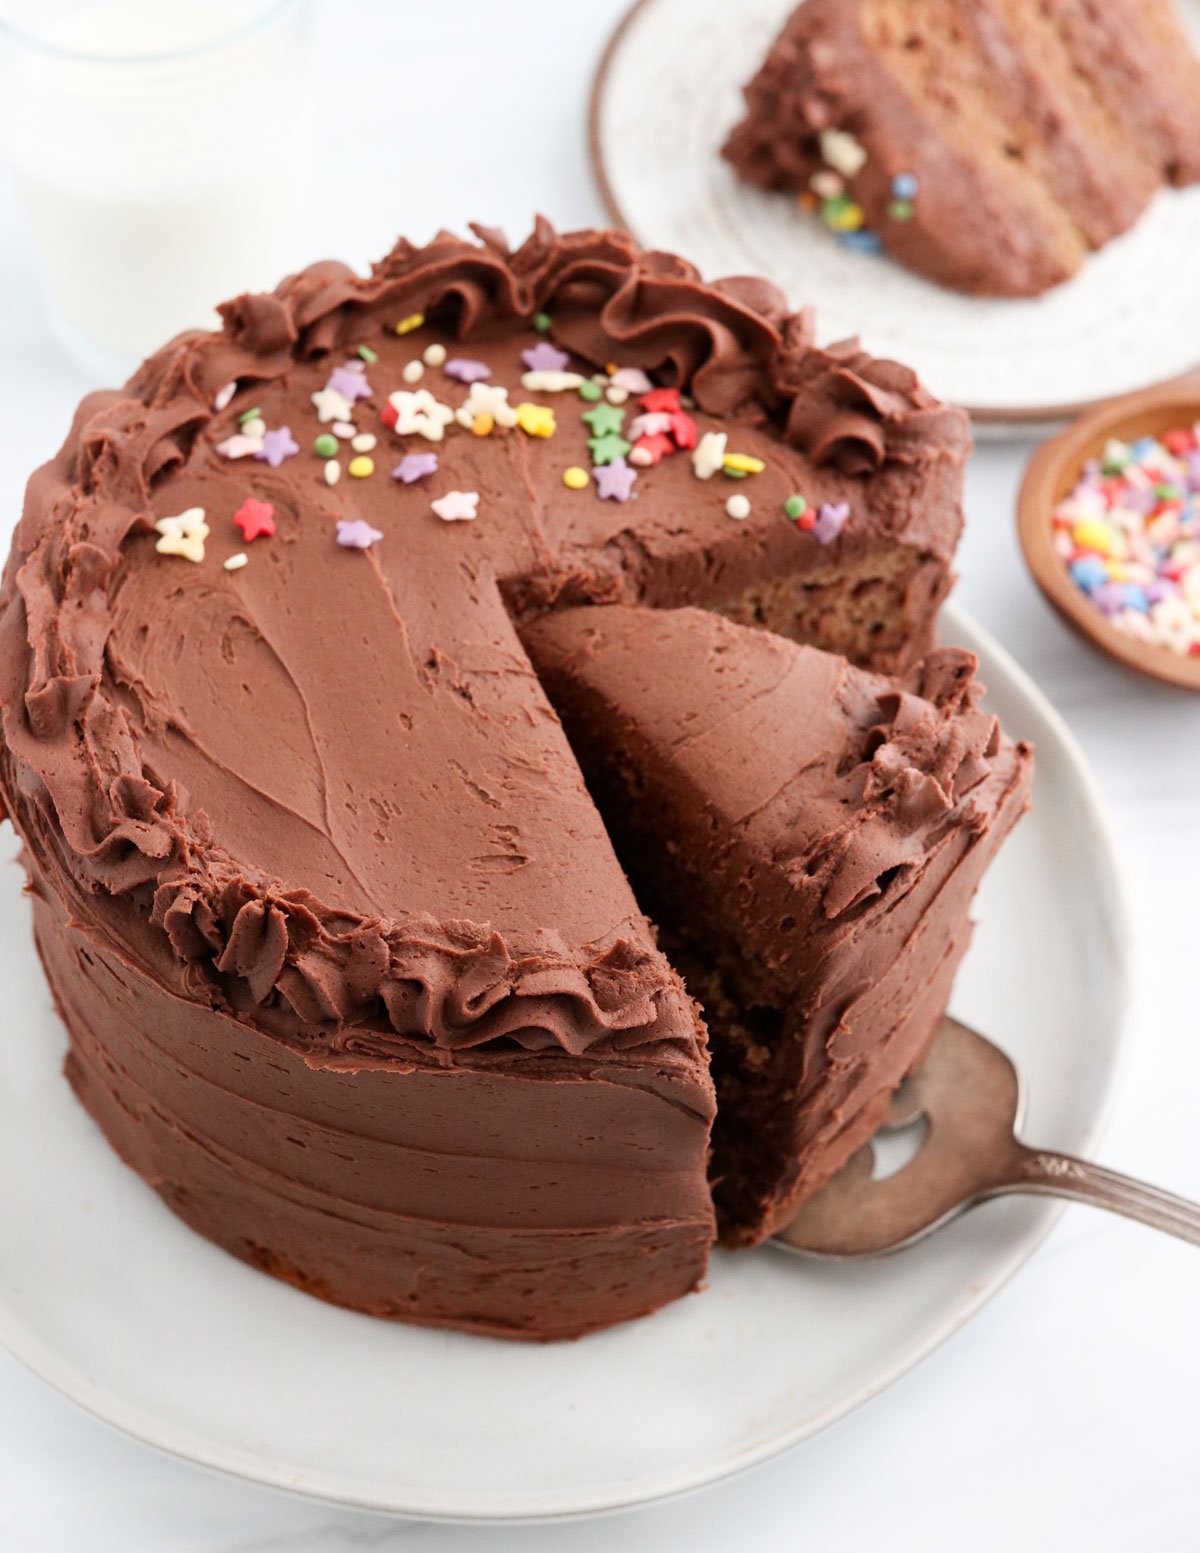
[723,0,1200,296]
[524,606,1032,1242]
[0,221,981,1341]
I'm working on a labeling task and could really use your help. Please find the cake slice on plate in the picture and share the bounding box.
[723,0,1200,296]
[524,604,1033,1243]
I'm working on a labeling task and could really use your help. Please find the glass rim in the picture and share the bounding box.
[0,0,305,66]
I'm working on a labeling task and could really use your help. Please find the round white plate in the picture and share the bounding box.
[0,604,1131,1522]
[590,0,1200,422]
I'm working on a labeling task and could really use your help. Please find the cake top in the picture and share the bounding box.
[0,220,968,1063]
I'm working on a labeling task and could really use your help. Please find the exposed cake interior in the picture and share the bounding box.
[524,605,1033,1244]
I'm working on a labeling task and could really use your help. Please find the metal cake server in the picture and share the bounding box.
[775,1016,1200,1257]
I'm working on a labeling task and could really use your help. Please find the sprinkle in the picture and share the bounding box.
[402,360,425,384]
[233,497,276,542]
[455,382,517,431]
[669,411,698,450]
[357,344,379,364]
[214,381,237,412]
[630,432,673,467]
[611,367,654,395]
[723,453,765,475]
[324,460,340,486]
[312,386,356,424]
[472,413,495,437]
[240,417,267,440]
[562,466,589,490]
[693,430,728,480]
[892,172,918,199]
[784,494,807,520]
[432,490,480,522]
[392,451,439,483]
[588,432,633,465]
[422,342,447,366]
[348,455,375,478]
[351,432,377,453]
[594,457,637,502]
[640,388,682,414]
[516,403,556,438]
[522,341,570,373]
[726,494,751,520]
[582,403,626,437]
[533,312,553,334]
[606,385,631,405]
[810,170,844,200]
[820,127,867,177]
[216,434,263,459]
[839,230,883,253]
[822,195,865,232]
[337,518,383,549]
[238,406,262,425]
[522,369,585,393]
[388,388,456,441]
[327,366,372,402]
[888,199,915,222]
[314,433,338,458]
[578,380,603,402]
[444,358,491,384]
[813,501,850,544]
[332,421,357,439]
[224,552,249,572]
[629,411,673,440]
[395,313,425,335]
[257,427,300,467]
[155,507,209,563]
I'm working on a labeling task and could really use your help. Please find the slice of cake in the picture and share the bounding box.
[524,604,1033,1243]
[723,0,1200,296]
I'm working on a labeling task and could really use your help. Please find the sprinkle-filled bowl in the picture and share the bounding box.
[1018,384,1200,691]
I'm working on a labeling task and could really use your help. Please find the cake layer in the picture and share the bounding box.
[724,0,1200,296]
[0,222,970,1337]
[523,605,1033,1242]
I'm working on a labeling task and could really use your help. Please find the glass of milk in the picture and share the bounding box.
[0,0,313,381]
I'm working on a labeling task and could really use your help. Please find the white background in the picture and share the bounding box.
[1,3,1198,1549]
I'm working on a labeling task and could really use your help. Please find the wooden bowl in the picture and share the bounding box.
[1018,382,1200,691]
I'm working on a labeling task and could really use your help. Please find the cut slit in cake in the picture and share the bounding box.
[723,0,1200,297]
[523,605,1033,1244]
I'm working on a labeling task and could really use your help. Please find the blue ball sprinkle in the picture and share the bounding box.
[1070,555,1109,592]
[1130,436,1159,461]
[838,229,882,253]
[892,172,919,199]
[1123,583,1150,613]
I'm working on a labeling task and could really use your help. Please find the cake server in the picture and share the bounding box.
[774,1016,1200,1256]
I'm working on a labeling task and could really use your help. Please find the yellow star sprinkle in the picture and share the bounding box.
[394,312,425,335]
[562,466,589,490]
[516,403,556,439]
[723,453,766,475]
[154,507,209,564]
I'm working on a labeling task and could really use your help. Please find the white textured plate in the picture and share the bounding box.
[0,604,1131,1522]
[590,0,1200,422]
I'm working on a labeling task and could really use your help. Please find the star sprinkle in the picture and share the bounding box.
[392,451,439,483]
[444,358,491,384]
[155,507,209,563]
[233,497,276,541]
[522,341,570,373]
[588,432,633,465]
[312,386,356,424]
[336,519,383,550]
[582,402,626,438]
[455,382,517,431]
[521,369,585,394]
[257,426,300,467]
[327,365,372,402]
[217,432,264,460]
[387,389,456,441]
[594,457,637,502]
[628,411,673,440]
[515,403,556,438]
[432,490,480,522]
[693,430,728,479]
[640,387,681,415]
[813,501,850,544]
[630,432,673,467]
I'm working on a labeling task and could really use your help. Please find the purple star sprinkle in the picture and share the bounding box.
[593,456,637,502]
[444,358,491,384]
[256,426,300,467]
[813,501,850,544]
[336,519,383,550]
[327,365,372,402]
[1091,580,1127,618]
[522,341,570,373]
[392,451,439,484]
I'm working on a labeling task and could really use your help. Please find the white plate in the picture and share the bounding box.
[589,0,1200,422]
[0,604,1131,1523]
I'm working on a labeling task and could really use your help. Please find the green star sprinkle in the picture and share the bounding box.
[582,402,626,437]
[588,432,633,465]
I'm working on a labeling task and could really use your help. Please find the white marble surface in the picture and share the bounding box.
[1,3,1198,1548]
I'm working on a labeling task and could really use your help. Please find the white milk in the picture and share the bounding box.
[2,0,312,375]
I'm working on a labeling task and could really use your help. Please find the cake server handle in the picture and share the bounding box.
[987,1145,1200,1246]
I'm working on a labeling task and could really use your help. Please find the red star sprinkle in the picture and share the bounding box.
[640,387,682,414]
[631,432,674,467]
[668,410,698,449]
[233,497,276,542]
